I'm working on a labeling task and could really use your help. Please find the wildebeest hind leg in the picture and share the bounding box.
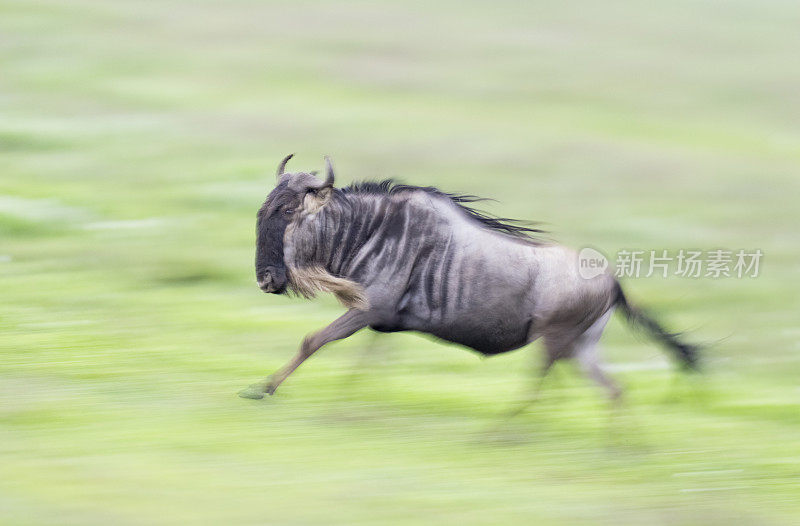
[573,311,621,400]
[239,309,368,399]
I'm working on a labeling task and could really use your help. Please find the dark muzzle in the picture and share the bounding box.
[257,266,287,294]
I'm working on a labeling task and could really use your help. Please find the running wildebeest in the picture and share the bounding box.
[239,155,698,400]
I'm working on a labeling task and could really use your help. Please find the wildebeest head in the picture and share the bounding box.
[255,154,335,293]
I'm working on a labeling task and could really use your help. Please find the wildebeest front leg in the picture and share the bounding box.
[239,309,368,399]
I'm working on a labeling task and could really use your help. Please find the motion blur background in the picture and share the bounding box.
[1,1,799,524]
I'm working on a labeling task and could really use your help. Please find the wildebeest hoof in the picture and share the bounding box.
[238,383,266,399]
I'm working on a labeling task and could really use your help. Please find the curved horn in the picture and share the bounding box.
[322,156,335,188]
[276,153,294,180]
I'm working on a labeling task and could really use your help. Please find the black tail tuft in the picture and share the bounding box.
[614,282,700,371]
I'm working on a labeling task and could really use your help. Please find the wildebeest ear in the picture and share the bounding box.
[312,157,336,202]
[316,186,333,201]
[301,186,332,213]
[302,156,335,206]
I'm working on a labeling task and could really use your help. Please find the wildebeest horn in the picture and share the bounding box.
[276,153,294,180]
[322,156,335,188]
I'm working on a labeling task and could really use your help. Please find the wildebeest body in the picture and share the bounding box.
[288,189,620,356]
[242,155,698,399]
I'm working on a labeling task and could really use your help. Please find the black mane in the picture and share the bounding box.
[338,179,546,241]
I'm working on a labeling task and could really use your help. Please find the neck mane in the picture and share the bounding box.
[337,179,546,241]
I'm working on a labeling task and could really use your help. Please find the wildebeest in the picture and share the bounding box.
[240,155,698,400]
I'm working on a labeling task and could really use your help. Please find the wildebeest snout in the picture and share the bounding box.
[257,266,286,293]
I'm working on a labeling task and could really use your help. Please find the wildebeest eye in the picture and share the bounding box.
[284,208,295,215]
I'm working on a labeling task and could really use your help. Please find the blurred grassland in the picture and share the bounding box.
[1,0,800,524]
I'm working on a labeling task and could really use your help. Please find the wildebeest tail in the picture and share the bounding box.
[614,282,700,370]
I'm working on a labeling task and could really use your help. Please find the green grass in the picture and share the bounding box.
[1,0,799,524]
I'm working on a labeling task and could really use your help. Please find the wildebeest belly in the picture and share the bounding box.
[371,313,532,355]
[428,315,533,355]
